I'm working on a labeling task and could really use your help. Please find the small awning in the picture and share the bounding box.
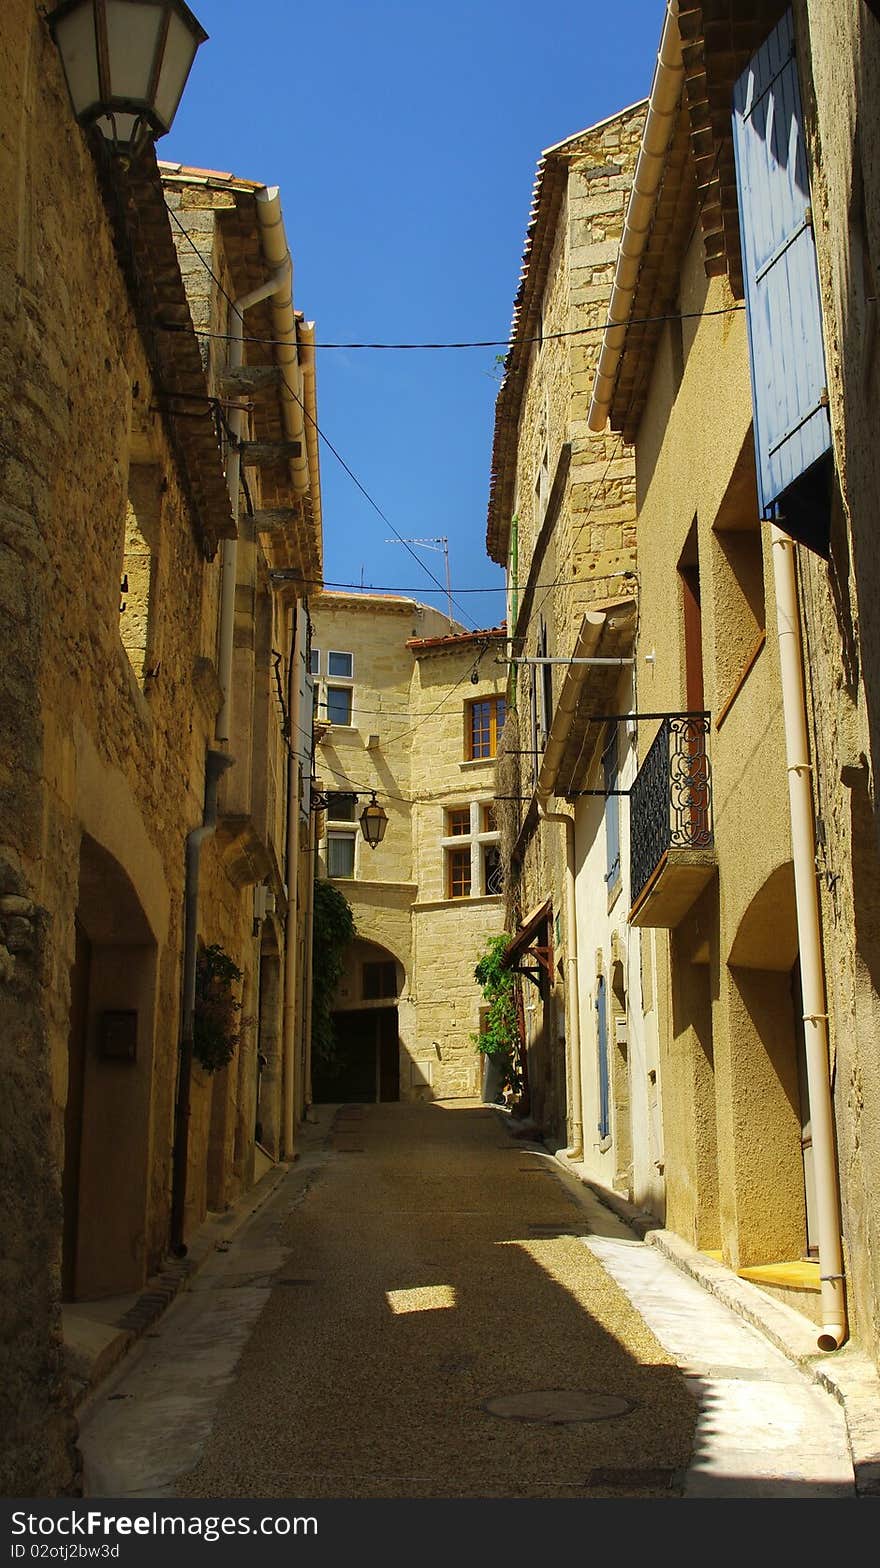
[502,897,554,985]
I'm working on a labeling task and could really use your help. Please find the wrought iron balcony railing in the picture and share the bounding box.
[630,714,713,908]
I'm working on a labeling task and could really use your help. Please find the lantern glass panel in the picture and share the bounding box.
[52,5,100,118]
[105,2,164,101]
[100,110,140,142]
[154,10,199,128]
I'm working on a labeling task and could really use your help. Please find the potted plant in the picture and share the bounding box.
[472,934,523,1104]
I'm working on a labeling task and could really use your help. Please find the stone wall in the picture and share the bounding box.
[311,595,507,1103]
[0,1,228,1493]
[791,0,880,1363]
[496,107,643,1144]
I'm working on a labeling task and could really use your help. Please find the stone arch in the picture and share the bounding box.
[723,858,808,1263]
[63,833,158,1300]
[728,861,798,971]
[315,938,405,1105]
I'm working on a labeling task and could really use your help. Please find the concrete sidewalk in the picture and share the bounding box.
[65,1133,323,1410]
[527,1116,880,1496]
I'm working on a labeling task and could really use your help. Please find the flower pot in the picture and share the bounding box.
[481,1053,505,1105]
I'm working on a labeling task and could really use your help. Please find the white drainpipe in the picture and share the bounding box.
[587,1,683,433]
[217,185,305,746]
[216,255,291,744]
[771,525,847,1351]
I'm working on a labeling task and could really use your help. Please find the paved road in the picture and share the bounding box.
[79,1100,854,1500]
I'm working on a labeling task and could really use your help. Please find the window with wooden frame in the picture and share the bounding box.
[446,806,470,836]
[466,696,506,760]
[481,804,497,833]
[327,831,356,879]
[362,960,397,1000]
[327,792,357,822]
[447,845,471,899]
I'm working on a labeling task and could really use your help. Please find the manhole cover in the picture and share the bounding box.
[484,1390,635,1424]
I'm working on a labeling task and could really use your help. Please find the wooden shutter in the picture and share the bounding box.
[603,731,620,890]
[596,974,610,1140]
[732,9,831,515]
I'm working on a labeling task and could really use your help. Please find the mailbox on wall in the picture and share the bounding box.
[99,1010,138,1062]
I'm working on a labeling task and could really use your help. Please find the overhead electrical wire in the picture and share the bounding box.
[156,303,745,353]
[163,203,478,630]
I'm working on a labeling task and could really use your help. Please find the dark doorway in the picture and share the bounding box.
[62,921,91,1300]
[313,1008,400,1103]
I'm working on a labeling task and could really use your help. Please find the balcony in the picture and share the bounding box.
[629,714,716,928]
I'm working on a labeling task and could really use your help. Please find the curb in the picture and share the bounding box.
[568,1164,880,1497]
[66,1158,294,1411]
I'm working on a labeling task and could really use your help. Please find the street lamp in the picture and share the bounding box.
[47,0,208,158]
[359,794,388,850]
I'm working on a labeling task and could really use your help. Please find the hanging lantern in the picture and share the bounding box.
[48,0,208,158]
[359,793,388,849]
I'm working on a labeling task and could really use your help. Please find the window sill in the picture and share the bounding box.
[460,756,495,770]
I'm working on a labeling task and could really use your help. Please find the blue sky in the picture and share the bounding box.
[162,1,662,629]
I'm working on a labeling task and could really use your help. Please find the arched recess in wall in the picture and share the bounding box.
[316,937,405,1105]
[727,859,815,1257]
[63,834,158,1301]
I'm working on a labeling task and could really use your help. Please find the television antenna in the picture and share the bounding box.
[383,535,454,626]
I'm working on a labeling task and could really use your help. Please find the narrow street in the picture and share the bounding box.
[78,1101,855,1501]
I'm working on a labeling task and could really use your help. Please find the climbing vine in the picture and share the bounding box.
[472,932,522,1093]
[311,879,357,1070]
[193,942,244,1073]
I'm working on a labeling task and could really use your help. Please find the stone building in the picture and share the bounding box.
[583,0,880,1365]
[485,106,662,1199]
[0,3,320,1494]
[309,592,507,1103]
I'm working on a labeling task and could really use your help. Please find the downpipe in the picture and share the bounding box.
[771,525,847,1351]
[216,256,292,745]
[170,746,234,1255]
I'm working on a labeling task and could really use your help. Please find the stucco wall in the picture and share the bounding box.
[789,0,880,1362]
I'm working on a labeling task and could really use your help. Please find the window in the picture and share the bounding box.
[603,729,621,894]
[309,647,320,675]
[447,845,471,899]
[327,650,353,678]
[446,807,470,836]
[363,960,397,1000]
[732,8,832,553]
[441,798,502,901]
[482,843,504,896]
[327,831,355,878]
[596,973,610,1140]
[326,686,352,726]
[466,696,506,760]
[327,792,357,822]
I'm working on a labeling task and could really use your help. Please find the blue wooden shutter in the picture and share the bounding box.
[596,974,610,1140]
[603,731,620,889]
[732,9,831,515]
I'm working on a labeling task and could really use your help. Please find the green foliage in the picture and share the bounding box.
[472,933,522,1094]
[193,942,244,1073]
[311,879,357,1070]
